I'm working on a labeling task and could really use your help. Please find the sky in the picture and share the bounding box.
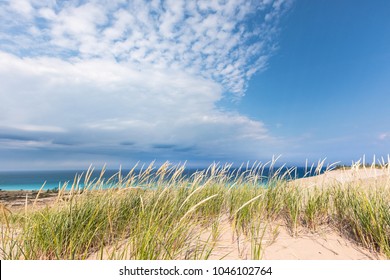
[0,0,389,170]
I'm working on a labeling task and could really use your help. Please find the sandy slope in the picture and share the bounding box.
[292,167,390,189]
[86,216,382,260]
[208,167,389,260]
[207,219,381,260]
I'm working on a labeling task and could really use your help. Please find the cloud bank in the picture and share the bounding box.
[0,0,292,169]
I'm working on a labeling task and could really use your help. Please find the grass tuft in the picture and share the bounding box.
[1,159,390,259]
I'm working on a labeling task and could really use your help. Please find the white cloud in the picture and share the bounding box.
[0,0,292,95]
[0,50,278,161]
[3,124,66,133]
[9,0,33,18]
[0,0,292,168]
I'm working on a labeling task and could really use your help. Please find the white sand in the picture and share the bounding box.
[87,216,383,260]
[292,167,390,188]
[210,223,381,260]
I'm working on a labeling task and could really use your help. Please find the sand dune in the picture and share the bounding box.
[1,167,388,260]
[87,216,383,260]
[292,167,390,189]
[209,222,380,260]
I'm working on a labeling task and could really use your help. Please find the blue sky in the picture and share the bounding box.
[0,0,389,170]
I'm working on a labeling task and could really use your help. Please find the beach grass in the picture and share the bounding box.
[1,159,390,260]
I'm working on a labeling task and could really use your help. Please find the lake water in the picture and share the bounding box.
[0,167,324,191]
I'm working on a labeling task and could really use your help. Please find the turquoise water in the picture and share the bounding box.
[0,170,87,191]
[1,183,63,191]
[0,167,323,191]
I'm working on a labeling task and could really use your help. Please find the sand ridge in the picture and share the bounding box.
[291,167,390,189]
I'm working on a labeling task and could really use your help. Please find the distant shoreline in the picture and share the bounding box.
[0,166,326,192]
[2,165,389,208]
[0,189,59,209]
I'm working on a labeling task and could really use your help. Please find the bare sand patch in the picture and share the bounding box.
[291,167,390,189]
[204,218,382,260]
[85,216,383,260]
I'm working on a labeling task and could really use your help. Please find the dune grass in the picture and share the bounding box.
[1,158,390,259]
